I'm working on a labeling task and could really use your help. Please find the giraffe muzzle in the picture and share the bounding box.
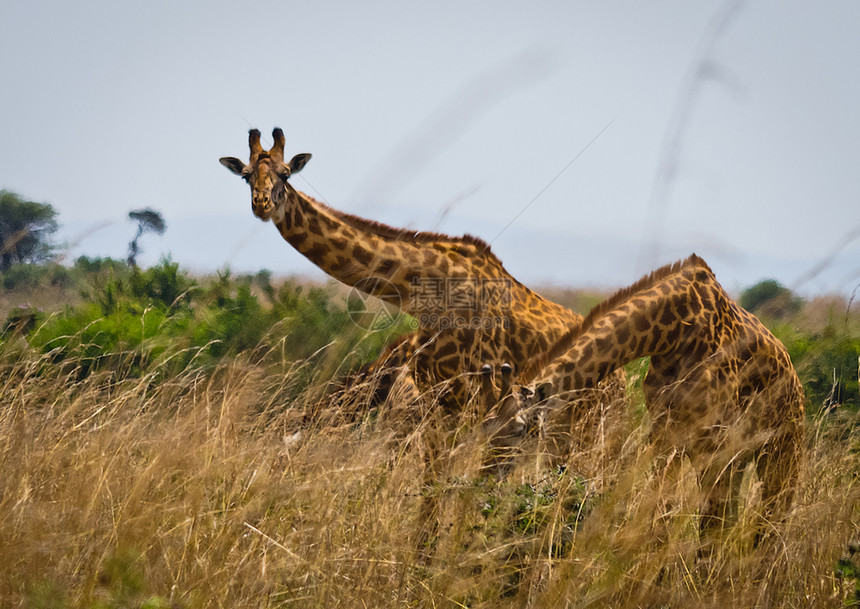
[252,199,275,220]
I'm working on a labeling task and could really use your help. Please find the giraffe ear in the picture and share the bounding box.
[289,153,312,174]
[219,157,247,176]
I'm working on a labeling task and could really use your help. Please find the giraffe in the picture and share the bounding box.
[219,128,634,559]
[482,254,805,535]
[219,127,612,411]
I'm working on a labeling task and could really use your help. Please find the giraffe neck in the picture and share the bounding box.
[272,190,507,314]
[533,256,720,391]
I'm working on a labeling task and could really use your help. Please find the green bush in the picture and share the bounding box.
[23,547,174,609]
[10,259,413,386]
[74,257,193,315]
[25,259,198,377]
[193,281,267,359]
[2,305,42,336]
[740,279,802,320]
[128,258,194,309]
[73,255,127,275]
[29,301,178,377]
[785,327,860,409]
[0,262,70,290]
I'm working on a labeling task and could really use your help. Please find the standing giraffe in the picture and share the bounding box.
[483,254,804,534]
[219,128,612,410]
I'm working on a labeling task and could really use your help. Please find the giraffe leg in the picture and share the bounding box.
[379,369,424,436]
[695,456,746,544]
[481,364,530,475]
[650,448,689,545]
[538,396,571,471]
[754,427,801,544]
[414,409,449,562]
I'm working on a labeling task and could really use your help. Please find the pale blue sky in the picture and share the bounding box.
[1,1,858,295]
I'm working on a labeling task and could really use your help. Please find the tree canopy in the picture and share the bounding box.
[0,190,59,270]
[740,278,802,319]
[127,208,167,267]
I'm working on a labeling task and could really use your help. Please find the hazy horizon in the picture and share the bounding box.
[2,1,859,296]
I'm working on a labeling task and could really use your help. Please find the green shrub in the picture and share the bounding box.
[773,315,860,410]
[740,279,802,320]
[1,262,69,290]
[2,305,42,336]
[128,258,195,310]
[73,255,127,275]
[23,547,175,609]
[794,330,860,409]
[193,282,267,359]
[29,301,178,377]
[14,258,413,385]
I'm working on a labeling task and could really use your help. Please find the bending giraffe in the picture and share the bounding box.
[219,128,619,411]
[483,254,804,533]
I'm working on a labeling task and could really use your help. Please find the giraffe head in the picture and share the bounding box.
[479,364,537,444]
[219,128,312,222]
[479,363,570,443]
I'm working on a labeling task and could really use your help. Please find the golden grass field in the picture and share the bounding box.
[1,322,859,609]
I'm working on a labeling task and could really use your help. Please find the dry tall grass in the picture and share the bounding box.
[1,338,858,608]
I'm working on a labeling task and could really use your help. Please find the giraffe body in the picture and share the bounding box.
[490,254,804,530]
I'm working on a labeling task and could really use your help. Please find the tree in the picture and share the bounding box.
[127,208,166,267]
[740,279,802,320]
[0,190,59,271]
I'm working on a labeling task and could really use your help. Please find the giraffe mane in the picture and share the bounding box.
[521,253,713,383]
[303,192,504,264]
